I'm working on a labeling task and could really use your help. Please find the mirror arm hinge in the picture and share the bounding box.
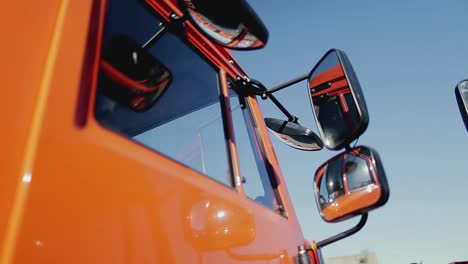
[234,77,299,123]
[308,213,368,250]
[276,204,286,216]
[167,12,186,33]
[296,245,311,264]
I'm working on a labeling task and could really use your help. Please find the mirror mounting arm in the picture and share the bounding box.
[309,213,368,250]
[262,73,309,96]
[167,13,186,33]
[245,78,299,122]
[142,13,185,49]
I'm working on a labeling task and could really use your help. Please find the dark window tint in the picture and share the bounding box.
[95,0,232,186]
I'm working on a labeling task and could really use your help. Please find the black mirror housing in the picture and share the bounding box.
[178,0,268,50]
[314,146,389,223]
[264,118,324,151]
[455,79,468,132]
[307,49,369,150]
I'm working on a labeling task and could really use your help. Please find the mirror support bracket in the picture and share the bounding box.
[309,213,368,250]
[263,73,308,96]
[141,13,185,49]
[235,77,299,122]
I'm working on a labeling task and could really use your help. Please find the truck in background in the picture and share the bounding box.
[455,79,468,132]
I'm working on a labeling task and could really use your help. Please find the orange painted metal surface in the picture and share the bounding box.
[1,0,313,263]
[320,185,382,222]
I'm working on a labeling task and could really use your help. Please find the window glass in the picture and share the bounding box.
[229,87,278,211]
[94,0,232,186]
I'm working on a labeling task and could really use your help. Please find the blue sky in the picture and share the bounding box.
[234,1,468,263]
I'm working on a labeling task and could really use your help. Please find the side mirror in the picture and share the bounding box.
[314,146,389,223]
[99,35,172,112]
[178,0,268,50]
[264,118,324,151]
[455,79,468,132]
[308,49,368,150]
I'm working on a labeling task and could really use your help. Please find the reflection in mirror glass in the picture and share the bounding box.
[100,35,173,112]
[180,0,267,50]
[344,153,372,191]
[314,146,389,222]
[264,118,324,151]
[318,156,344,208]
[318,153,373,209]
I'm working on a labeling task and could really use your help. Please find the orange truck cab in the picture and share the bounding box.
[2,0,390,263]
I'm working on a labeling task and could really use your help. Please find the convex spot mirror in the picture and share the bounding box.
[308,49,369,150]
[179,0,268,50]
[100,35,172,112]
[264,118,324,151]
[455,79,468,132]
[314,146,389,223]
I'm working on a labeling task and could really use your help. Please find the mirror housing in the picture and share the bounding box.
[314,146,389,223]
[455,79,468,132]
[264,118,324,151]
[100,35,172,112]
[308,49,369,150]
[178,0,268,50]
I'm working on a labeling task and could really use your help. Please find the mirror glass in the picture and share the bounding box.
[100,35,172,112]
[314,146,389,222]
[179,0,268,50]
[264,118,324,151]
[455,79,468,132]
[308,49,368,150]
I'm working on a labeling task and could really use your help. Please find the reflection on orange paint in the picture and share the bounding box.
[182,192,256,251]
[321,185,382,222]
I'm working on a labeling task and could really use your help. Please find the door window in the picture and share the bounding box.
[228,84,283,213]
[94,0,232,187]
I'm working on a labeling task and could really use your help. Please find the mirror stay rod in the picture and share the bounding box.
[142,25,167,49]
[248,79,298,122]
[142,13,185,49]
[263,74,308,95]
[311,213,368,250]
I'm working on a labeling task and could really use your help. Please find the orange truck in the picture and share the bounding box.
[2,0,389,263]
